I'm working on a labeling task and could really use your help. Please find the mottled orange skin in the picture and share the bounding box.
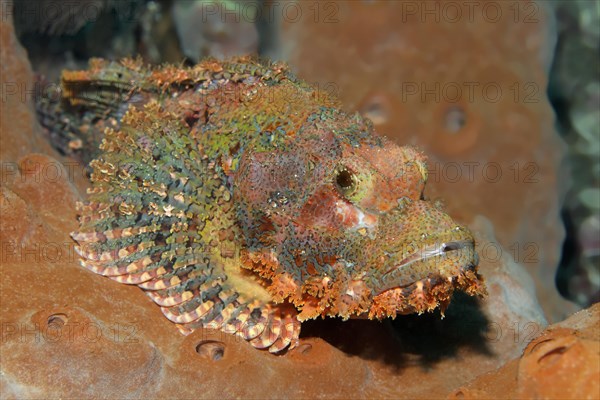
[39,57,485,353]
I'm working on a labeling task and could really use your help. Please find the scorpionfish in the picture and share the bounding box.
[38,57,485,353]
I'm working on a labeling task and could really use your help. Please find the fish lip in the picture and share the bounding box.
[371,239,485,313]
[383,239,475,277]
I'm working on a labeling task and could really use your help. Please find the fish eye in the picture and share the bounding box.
[335,167,357,195]
[333,164,373,204]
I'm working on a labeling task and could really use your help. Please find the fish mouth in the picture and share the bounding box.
[377,238,479,295]
[386,239,477,273]
[368,238,484,319]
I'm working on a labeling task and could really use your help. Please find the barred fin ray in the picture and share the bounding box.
[193,288,240,326]
[137,266,197,290]
[138,258,213,290]
[162,300,215,324]
[71,223,164,243]
[111,266,167,284]
[249,315,280,349]
[222,302,255,335]
[75,240,159,263]
[202,300,243,330]
[94,254,157,277]
[269,314,298,353]
[238,306,269,340]
[159,280,223,324]
[145,272,210,307]
[107,249,210,284]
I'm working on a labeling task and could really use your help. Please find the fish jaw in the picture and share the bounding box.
[365,199,486,319]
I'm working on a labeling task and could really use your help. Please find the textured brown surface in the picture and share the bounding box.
[0,0,54,163]
[274,0,574,322]
[450,304,600,399]
[517,305,600,399]
[0,2,596,399]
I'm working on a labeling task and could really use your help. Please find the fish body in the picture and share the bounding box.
[39,57,484,353]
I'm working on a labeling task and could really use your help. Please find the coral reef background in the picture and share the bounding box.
[548,0,600,307]
[1,0,598,398]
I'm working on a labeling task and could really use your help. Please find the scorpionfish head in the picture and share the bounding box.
[234,109,484,321]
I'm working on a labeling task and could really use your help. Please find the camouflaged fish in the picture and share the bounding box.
[37,57,485,353]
